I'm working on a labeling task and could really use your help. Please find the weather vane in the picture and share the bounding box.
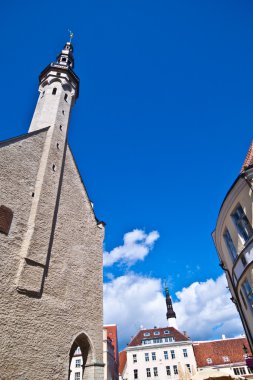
[68,29,74,43]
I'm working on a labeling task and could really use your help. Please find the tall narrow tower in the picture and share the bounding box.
[16,41,80,295]
[0,41,104,380]
[165,285,177,328]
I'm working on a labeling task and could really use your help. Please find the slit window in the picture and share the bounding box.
[64,93,68,101]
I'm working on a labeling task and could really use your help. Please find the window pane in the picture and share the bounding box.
[223,228,237,261]
[232,205,253,242]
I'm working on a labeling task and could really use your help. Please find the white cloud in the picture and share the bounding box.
[103,229,160,267]
[103,273,244,350]
[104,273,166,347]
[174,274,243,340]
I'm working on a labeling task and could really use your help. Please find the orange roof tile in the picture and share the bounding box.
[241,141,253,172]
[193,337,251,367]
[119,350,127,375]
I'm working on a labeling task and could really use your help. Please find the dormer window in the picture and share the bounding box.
[206,358,212,364]
[164,330,170,334]
[154,331,160,336]
[144,332,150,337]
[223,356,229,362]
[62,57,67,62]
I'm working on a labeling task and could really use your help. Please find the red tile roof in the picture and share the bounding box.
[104,324,119,362]
[128,327,189,347]
[193,337,252,367]
[119,350,127,375]
[241,141,253,172]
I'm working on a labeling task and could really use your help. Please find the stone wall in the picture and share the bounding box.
[0,132,104,379]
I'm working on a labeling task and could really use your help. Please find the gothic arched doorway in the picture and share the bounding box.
[68,333,93,380]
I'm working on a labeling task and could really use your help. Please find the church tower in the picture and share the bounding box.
[165,285,177,329]
[0,41,105,380]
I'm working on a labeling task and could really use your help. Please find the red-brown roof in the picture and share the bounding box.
[193,337,252,367]
[128,327,189,347]
[119,350,127,375]
[241,141,253,172]
[104,324,119,362]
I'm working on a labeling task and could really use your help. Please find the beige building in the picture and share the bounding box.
[119,326,197,380]
[0,41,105,379]
[213,142,253,353]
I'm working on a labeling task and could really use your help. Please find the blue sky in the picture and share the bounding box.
[1,0,253,348]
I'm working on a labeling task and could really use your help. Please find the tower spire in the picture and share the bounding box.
[164,281,177,328]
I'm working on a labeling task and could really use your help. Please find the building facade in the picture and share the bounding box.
[193,336,252,377]
[213,142,253,353]
[120,326,197,380]
[70,325,119,380]
[0,41,105,379]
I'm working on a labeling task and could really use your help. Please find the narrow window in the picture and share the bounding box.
[56,143,60,150]
[152,352,156,361]
[153,367,158,377]
[75,359,81,368]
[146,368,151,378]
[240,368,246,375]
[62,110,65,115]
[223,228,237,261]
[74,373,80,380]
[134,369,138,379]
[173,365,178,375]
[186,364,191,373]
[52,164,56,172]
[64,93,68,101]
[234,368,240,375]
[171,350,175,359]
[231,204,253,243]
[164,351,169,360]
[145,353,149,362]
[32,192,35,197]
[60,125,63,131]
[52,87,57,95]
[240,290,248,309]
[183,348,188,358]
[166,366,171,376]
[133,354,137,363]
[242,278,253,311]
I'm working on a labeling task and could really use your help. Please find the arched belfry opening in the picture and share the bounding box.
[68,333,93,380]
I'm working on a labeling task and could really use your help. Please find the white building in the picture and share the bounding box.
[120,326,196,380]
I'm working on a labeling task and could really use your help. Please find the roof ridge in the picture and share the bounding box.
[241,140,253,173]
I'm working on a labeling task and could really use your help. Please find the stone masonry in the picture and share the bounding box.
[0,42,104,379]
